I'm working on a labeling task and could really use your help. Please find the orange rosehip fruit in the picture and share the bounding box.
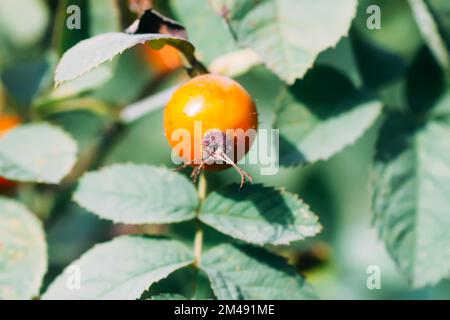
[142,45,181,75]
[164,74,258,186]
[0,115,21,188]
[0,115,20,136]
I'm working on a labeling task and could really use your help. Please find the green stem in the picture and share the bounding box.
[197,172,207,201]
[193,226,204,267]
[194,173,207,267]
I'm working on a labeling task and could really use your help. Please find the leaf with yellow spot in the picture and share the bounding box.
[0,197,47,300]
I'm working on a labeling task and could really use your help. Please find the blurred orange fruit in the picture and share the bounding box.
[142,45,181,75]
[0,115,21,188]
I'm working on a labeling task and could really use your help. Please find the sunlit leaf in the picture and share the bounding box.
[170,0,237,65]
[54,32,195,86]
[0,124,77,183]
[199,184,321,245]
[210,0,357,83]
[43,236,194,299]
[74,164,198,224]
[274,68,382,166]
[0,198,47,300]
[316,37,362,88]
[201,244,316,300]
[408,0,450,70]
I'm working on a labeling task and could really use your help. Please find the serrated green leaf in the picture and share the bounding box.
[372,114,450,287]
[170,0,237,65]
[43,65,113,102]
[55,32,195,86]
[199,184,321,245]
[210,0,357,83]
[43,236,194,300]
[274,68,382,166]
[201,244,316,300]
[0,198,47,300]
[91,50,152,106]
[0,124,77,183]
[48,0,121,106]
[408,0,450,70]
[316,37,362,88]
[74,164,198,224]
[426,0,450,49]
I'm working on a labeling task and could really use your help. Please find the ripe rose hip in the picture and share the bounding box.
[164,74,258,187]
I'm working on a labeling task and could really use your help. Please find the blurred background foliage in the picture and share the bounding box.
[0,0,449,299]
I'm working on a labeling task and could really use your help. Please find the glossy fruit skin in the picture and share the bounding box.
[164,74,258,170]
[142,45,181,75]
[0,115,21,188]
